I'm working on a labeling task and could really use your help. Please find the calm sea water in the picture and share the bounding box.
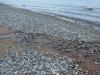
[0,0,100,24]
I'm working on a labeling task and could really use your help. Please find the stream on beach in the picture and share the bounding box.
[0,0,100,25]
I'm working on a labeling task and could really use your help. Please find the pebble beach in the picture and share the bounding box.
[0,3,100,75]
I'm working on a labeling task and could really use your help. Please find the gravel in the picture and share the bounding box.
[0,3,100,75]
[0,3,100,41]
[0,47,80,75]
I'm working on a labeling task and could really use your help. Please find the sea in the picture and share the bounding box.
[0,0,100,25]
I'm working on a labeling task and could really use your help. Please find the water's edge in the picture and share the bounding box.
[0,0,100,26]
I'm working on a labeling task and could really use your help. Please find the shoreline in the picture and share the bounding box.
[0,3,100,42]
[2,3,100,30]
[0,3,100,75]
[40,12,100,30]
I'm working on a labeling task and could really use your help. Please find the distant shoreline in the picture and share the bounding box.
[0,3,100,41]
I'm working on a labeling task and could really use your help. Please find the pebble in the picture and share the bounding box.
[0,48,80,75]
[94,62,100,65]
[65,49,71,52]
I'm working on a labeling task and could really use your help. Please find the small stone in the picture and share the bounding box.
[59,57,62,59]
[65,49,71,52]
[14,70,18,74]
[85,70,89,75]
[75,64,79,67]
[90,51,94,54]
[94,62,100,65]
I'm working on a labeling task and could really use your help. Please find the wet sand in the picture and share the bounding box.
[0,3,100,75]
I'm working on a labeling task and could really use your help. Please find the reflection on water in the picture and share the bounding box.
[0,0,100,23]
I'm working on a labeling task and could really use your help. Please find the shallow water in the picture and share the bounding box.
[0,0,100,24]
